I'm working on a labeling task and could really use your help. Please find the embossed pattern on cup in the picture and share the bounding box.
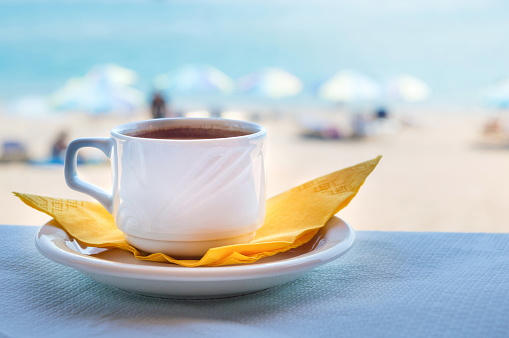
[65,118,266,256]
[114,131,266,241]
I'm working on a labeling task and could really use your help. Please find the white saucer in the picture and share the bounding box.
[35,217,355,299]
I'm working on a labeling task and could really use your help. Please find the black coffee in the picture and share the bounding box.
[128,126,252,140]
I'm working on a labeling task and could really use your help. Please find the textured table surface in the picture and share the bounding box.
[1,225,509,338]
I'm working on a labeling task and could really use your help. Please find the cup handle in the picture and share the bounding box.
[64,137,113,213]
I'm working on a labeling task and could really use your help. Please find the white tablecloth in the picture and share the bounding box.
[1,225,509,337]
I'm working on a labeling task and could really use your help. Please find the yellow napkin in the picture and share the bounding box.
[15,156,380,267]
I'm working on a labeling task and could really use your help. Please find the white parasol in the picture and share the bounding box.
[237,67,303,99]
[51,64,144,114]
[318,70,381,103]
[384,74,431,103]
[154,64,234,95]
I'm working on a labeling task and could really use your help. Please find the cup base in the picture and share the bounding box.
[124,231,257,259]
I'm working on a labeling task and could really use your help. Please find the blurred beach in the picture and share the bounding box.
[1,0,509,232]
[2,108,509,233]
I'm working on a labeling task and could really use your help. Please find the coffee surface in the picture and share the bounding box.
[128,126,252,140]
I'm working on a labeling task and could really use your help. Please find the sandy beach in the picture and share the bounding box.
[1,109,509,233]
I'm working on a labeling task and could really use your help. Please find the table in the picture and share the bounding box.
[1,225,509,337]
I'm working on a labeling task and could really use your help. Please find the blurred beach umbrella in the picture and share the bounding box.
[6,95,54,117]
[89,63,138,86]
[480,79,509,108]
[154,64,234,95]
[51,64,144,114]
[318,70,381,103]
[237,67,303,99]
[384,74,431,102]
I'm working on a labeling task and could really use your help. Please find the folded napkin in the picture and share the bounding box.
[15,156,380,267]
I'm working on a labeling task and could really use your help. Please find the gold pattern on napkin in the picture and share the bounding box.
[15,156,381,267]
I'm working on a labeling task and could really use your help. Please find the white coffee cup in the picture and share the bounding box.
[64,118,266,258]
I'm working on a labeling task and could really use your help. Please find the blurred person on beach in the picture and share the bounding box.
[482,116,509,144]
[50,131,68,164]
[352,113,368,139]
[483,116,504,135]
[323,125,342,140]
[375,107,389,119]
[210,106,222,118]
[49,131,89,165]
[372,106,400,135]
[150,91,169,119]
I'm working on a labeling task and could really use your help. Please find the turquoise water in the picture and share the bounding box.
[1,0,509,104]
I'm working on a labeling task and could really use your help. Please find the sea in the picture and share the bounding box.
[1,0,509,108]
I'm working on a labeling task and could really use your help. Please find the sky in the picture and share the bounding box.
[0,0,508,105]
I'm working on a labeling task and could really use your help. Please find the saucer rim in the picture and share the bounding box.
[35,216,355,282]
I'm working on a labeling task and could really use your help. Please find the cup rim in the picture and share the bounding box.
[111,117,266,142]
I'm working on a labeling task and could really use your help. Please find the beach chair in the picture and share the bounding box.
[0,140,29,163]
